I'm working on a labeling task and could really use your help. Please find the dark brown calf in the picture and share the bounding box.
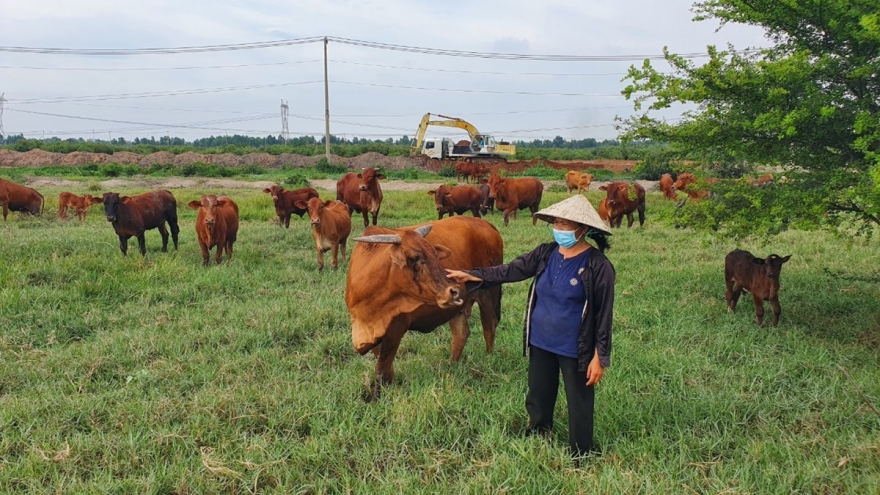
[0,178,44,223]
[187,194,239,266]
[427,184,483,219]
[725,249,792,326]
[59,192,102,221]
[103,190,179,256]
[262,185,318,228]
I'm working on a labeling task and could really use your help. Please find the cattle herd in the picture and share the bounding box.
[1,168,790,389]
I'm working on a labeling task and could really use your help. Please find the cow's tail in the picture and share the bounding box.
[38,192,45,216]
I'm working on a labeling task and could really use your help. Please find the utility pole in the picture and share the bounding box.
[323,37,331,161]
[280,99,289,144]
[0,93,6,144]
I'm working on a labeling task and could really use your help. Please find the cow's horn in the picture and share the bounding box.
[354,234,401,244]
[414,225,432,238]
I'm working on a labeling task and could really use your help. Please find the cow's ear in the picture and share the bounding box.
[357,173,363,178]
[323,200,335,207]
[781,255,792,263]
[262,188,271,194]
[294,200,308,210]
[376,174,386,180]
[90,197,102,205]
[427,190,436,196]
[598,185,607,191]
[187,200,201,210]
[389,248,406,268]
[433,244,452,260]
[215,198,230,208]
[120,196,131,203]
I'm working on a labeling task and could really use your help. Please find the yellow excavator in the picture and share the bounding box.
[410,113,516,160]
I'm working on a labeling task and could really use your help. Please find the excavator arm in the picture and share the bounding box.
[411,113,484,155]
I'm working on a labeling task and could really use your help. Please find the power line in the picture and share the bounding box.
[0,37,325,55]
[9,107,276,131]
[0,59,321,72]
[331,59,636,77]
[331,80,623,97]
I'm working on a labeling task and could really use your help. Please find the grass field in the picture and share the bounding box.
[1,181,879,494]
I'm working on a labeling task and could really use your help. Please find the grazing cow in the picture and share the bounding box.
[752,174,774,187]
[599,181,646,228]
[262,185,318,228]
[346,216,504,389]
[103,190,179,256]
[294,197,352,271]
[58,192,102,221]
[479,183,495,215]
[564,171,594,194]
[427,184,483,219]
[674,173,717,202]
[482,173,543,226]
[454,162,490,184]
[187,194,239,266]
[0,178,44,223]
[659,173,677,200]
[336,168,385,227]
[725,249,792,326]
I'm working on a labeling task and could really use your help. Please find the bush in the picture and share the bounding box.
[437,165,456,178]
[99,163,139,177]
[518,165,565,180]
[285,170,311,188]
[315,157,348,174]
[180,163,235,178]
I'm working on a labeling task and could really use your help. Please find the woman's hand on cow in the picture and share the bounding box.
[445,269,482,283]
[585,352,604,387]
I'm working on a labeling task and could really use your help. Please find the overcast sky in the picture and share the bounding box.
[0,0,769,143]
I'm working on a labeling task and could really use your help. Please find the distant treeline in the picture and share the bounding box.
[0,133,666,161]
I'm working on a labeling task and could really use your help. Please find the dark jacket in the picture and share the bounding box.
[466,242,614,371]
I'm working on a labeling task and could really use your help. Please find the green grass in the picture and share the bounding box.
[1,185,878,493]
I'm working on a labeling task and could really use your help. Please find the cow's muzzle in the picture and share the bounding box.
[106,216,116,222]
[438,286,464,308]
[358,185,367,191]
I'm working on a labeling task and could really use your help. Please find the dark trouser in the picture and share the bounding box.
[526,345,595,457]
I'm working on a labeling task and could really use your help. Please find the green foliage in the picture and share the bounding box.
[621,0,880,233]
[315,157,348,174]
[632,148,680,180]
[285,170,313,188]
[180,163,236,178]
[381,168,437,181]
[516,165,566,180]
[437,165,456,178]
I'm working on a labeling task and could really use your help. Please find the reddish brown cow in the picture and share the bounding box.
[346,216,504,389]
[599,181,646,228]
[427,184,483,219]
[752,174,774,187]
[294,197,352,271]
[659,174,677,200]
[725,249,792,326]
[454,162,490,184]
[102,190,179,256]
[0,178,44,223]
[482,173,543,226]
[262,185,318,228]
[187,194,239,266]
[673,173,717,201]
[564,171,594,194]
[58,192,102,221]
[336,168,385,227]
[597,197,610,223]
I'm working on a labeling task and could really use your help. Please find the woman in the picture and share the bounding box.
[446,194,615,459]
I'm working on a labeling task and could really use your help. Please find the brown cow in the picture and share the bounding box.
[674,173,717,202]
[58,192,102,221]
[455,162,490,184]
[659,173,677,200]
[427,184,483,219]
[0,178,44,223]
[725,249,792,326]
[336,168,385,227]
[262,185,318,228]
[187,194,239,266]
[482,173,543,226]
[753,174,774,187]
[479,183,495,215]
[564,171,594,194]
[597,197,610,223]
[599,181,646,228]
[294,197,352,271]
[346,216,504,389]
[102,190,179,256]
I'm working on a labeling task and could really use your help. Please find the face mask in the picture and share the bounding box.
[553,228,580,248]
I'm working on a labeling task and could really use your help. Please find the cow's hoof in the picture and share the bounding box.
[361,376,382,403]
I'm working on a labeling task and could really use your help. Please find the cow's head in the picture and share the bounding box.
[188,194,230,226]
[102,192,127,222]
[354,225,463,309]
[753,254,792,279]
[673,172,696,191]
[294,197,333,225]
[80,195,102,208]
[357,168,386,192]
[483,173,504,199]
[262,185,284,203]
[603,181,630,208]
[427,185,453,211]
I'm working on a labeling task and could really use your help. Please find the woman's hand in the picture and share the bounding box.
[585,351,604,387]
[445,269,482,283]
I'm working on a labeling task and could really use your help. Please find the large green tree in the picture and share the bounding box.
[620,1,880,236]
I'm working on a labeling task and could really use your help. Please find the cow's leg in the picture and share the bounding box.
[339,239,347,263]
[373,324,406,385]
[169,218,180,250]
[725,279,739,312]
[331,243,340,270]
[531,205,539,225]
[752,294,765,326]
[2,203,8,225]
[225,240,234,262]
[626,212,635,228]
[315,243,325,271]
[448,307,473,361]
[158,223,170,252]
[214,236,226,264]
[199,240,210,266]
[137,233,148,256]
[58,204,67,221]
[371,206,380,226]
[769,296,782,326]
[284,214,291,229]
[503,209,512,226]
[118,235,129,256]
[637,202,646,227]
[476,288,501,353]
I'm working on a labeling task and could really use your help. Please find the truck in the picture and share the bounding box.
[410,113,516,160]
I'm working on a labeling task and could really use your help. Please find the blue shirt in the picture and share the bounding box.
[529,247,591,358]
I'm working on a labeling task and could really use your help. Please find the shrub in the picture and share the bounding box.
[437,165,456,178]
[285,170,311,188]
[315,157,348,174]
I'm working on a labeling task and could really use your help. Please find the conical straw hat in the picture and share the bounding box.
[534,194,611,235]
